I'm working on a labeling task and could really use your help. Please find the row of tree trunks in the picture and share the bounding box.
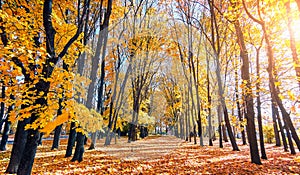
[264,25,300,153]
[247,0,300,153]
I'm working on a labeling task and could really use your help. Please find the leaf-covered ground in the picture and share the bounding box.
[1,135,300,174]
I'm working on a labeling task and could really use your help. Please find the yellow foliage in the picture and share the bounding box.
[73,102,103,134]
[0,0,86,132]
[263,124,275,144]
[40,111,70,137]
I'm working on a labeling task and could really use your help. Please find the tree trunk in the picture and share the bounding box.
[205,44,213,146]
[234,59,246,145]
[285,125,296,154]
[257,97,267,159]
[17,79,53,175]
[271,103,281,147]
[223,106,239,151]
[128,123,137,142]
[89,132,97,149]
[236,87,246,145]
[253,39,267,160]
[221,122,228,142]
[6,118,30,173]
[71,132,85,162]
[0,94,14,151]
[129,95,140,142]
[217,105,223,148]
[234,20,260,163]
[51,124,63,150]
[104,71,118,146]
[17,128,41,175]
[0,119,10,151]
[191,124,195,144]
[185,88,190,141]
[175,122,180,138]
[208,107,213,146]
[0,85,5,132]
[207,69,213,146]
[65,122,77,157]
[180,117,184,139]
[273,102,288,151]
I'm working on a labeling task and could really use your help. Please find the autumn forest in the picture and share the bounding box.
[1,0,300,174]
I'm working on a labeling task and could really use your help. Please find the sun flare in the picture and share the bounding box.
[281,2,300,41]
[281,19,300,41]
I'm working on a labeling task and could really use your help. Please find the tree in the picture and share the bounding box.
[0,0,90,174]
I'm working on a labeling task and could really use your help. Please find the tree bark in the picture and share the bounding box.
[180,117,184,139]
[235,67,246,145]
[51,94,64,150]
[51,124,63,150]
[88,132,97,149]
[285,124,296,154]
[65,122,77,157]
[0,118,10,151]
[71,132,85,162]
[6,118,30,173]
[221,122,228,142]
[207,69,213,146]
[17,128,41,175]
[217,105,223,148]
[0,94,14,151]
[185,88,190,141]
[273,102,288,151]
[0,85,5,132]
[271,102,281,147]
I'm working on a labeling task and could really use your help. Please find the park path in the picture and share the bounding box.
[2,135,300,174]
[95,135,185,161]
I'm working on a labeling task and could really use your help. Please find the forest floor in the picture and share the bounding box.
[1,135,300,174]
